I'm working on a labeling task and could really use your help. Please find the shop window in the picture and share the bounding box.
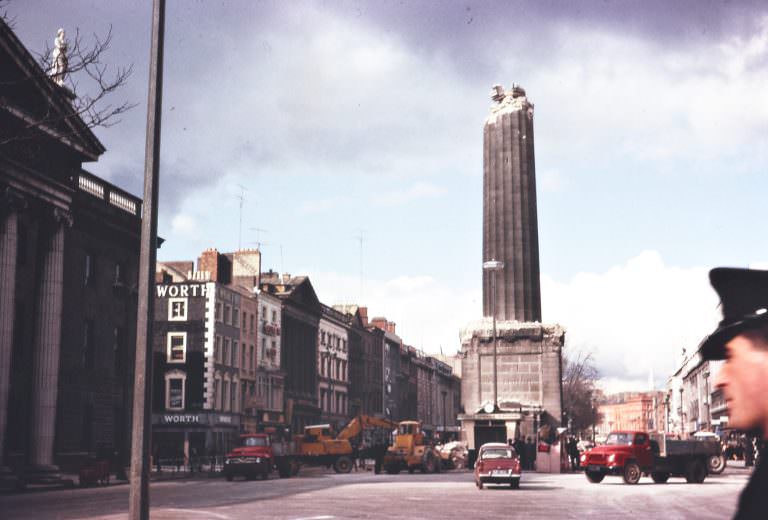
[167,332,187,363]
[168,297,188,321]
[165,371,186,410]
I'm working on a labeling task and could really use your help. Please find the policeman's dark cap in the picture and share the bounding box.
[699,267,768,361]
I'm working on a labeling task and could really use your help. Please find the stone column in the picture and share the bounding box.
[26,207,71,480]
[0,189,25,480]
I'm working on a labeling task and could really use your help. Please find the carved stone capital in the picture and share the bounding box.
[1,187,28,216]
[52,207,73,228]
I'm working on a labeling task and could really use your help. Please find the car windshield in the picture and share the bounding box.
[243,437,268,447]
[482,448,513,459]
[605,433,633,446]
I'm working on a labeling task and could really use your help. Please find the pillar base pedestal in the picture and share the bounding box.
[0,465,21,492]
[23,464,72,488]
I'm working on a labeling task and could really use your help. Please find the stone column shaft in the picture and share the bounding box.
[482,85,541,322]
[0,209,18,467]
[28,211,68,468]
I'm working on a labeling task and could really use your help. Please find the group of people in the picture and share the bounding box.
[510,437,537,470]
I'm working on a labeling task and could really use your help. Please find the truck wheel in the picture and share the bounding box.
[622,462,641,485]
[708,454,726,475]
[686,460,706,483]
[585,471,604,483]
[651,472,669,483]
[334,456,353,474]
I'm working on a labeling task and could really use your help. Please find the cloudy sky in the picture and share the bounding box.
[11,1,768,392]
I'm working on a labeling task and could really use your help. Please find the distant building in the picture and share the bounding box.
[260,276,321,432]
[596,391,666,438]
[371,317,401,421]
[665,348,723,436]
[318,304,350,428]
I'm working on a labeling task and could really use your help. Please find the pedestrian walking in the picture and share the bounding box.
[699,267,768,519]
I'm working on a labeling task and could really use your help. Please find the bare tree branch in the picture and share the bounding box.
[0,14,136,148]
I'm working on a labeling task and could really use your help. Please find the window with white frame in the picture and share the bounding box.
[233,308,240,327]
[165,370,186,410]
[167,332,187,363]
[224,305,231,325]
[168,297,188,321]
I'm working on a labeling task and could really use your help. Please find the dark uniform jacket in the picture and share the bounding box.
[735,457,768,519]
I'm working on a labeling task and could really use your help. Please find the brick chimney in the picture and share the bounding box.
[370,317,387,331]
[358,306,369,327]
[198,248,220,281]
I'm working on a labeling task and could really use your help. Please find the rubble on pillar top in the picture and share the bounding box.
[458,317,565,345]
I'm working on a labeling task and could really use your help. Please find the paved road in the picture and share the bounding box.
[1,467,750,519]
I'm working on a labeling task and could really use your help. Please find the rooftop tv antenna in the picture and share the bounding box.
[235,184,247,250]
[354,229,365,303]
[250,227,268,250]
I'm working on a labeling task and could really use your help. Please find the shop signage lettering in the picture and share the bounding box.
[162,414,200,424]
[218,415,232,424]
[156,284,208,298]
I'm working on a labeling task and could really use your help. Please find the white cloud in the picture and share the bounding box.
[542,250,721,392]
[303,270,480,354]
[524,19,768,166]
[539,169,565,192]
[374,182,447,207]
[171,214,199,238]
[299,196,351,215]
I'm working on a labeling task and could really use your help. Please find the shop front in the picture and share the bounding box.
[152,412,241,463]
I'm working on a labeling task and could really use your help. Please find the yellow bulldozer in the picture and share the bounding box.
[383,420,442,474]
[297,415,398,473]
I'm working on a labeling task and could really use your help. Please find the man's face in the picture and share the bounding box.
[715,333,768,433]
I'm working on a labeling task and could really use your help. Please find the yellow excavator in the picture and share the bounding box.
[383,420,442,474]
[297,415,398,473]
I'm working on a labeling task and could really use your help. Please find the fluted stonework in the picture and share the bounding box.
[0,194,21,471]
[28,208,71,474]
[482,84,541,322]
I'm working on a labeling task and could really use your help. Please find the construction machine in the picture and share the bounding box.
[383,420,442,474]
[296,415,398,473]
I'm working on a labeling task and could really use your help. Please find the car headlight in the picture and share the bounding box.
[255,457,261,463]
[607,454,615,463]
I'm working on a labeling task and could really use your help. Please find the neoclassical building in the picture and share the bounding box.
[1,19,141,485]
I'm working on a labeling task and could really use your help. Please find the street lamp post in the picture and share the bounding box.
[483,260,504,410]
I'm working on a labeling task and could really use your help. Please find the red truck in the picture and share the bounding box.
[581,431,717,485]
[223,433,278,481]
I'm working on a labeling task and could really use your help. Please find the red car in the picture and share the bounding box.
[474,442,521,489]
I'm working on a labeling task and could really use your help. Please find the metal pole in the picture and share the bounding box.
[129,0,165,518]
[492,271,497,408]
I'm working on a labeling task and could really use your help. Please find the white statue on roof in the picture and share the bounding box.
[50,28,68,86]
